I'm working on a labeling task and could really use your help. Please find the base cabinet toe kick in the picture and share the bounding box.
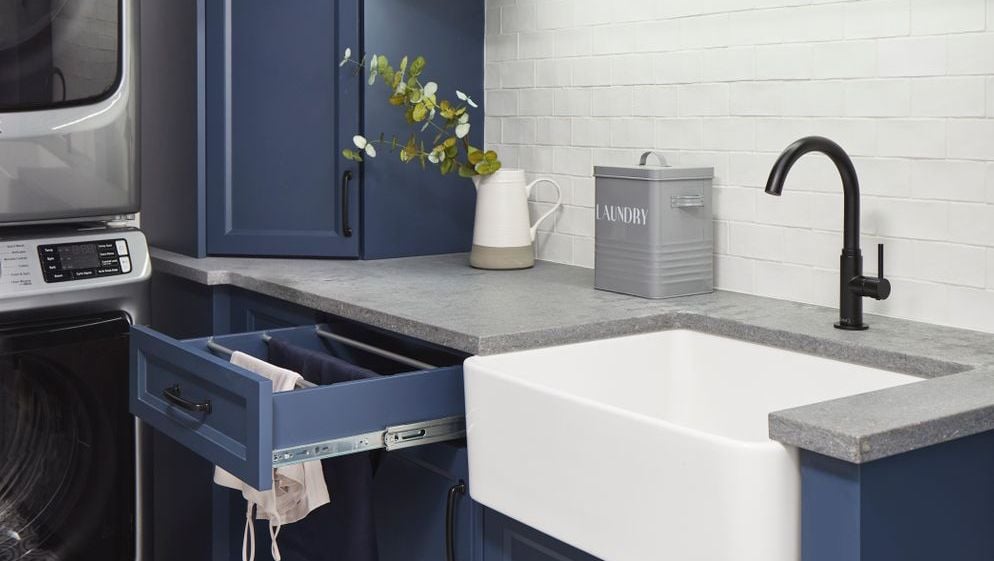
[129,322,467,490]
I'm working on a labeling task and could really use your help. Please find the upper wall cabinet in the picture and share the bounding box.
[204,0,361,257]
[140,0,485,259]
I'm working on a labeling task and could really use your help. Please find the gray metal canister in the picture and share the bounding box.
[593,152,715,299]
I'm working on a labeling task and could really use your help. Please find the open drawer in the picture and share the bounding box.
[130,322,467,490]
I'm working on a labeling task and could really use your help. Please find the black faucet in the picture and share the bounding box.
[765,136,891,330]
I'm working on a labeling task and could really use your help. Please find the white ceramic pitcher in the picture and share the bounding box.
[470,169,563,270]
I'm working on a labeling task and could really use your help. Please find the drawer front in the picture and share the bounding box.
[131,323,466,490]
[130,325,273,488]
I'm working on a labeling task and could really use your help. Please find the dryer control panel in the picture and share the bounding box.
[0,228,150,297]
[38,238,133,283]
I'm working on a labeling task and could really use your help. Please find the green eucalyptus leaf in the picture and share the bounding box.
[409,56,426,78]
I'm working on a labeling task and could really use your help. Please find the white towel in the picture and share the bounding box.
[213,351,330,561]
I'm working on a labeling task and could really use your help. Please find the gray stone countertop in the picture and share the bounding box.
[152,248,994,464]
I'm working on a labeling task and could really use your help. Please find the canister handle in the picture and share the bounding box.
[639,151,669,167]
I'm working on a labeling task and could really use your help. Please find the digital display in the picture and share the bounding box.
[56,244,100,271]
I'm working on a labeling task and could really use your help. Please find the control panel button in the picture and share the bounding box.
[97,267,122,276]
[119,256,132,273]
[115,240,129,256]
[46,271,70,282]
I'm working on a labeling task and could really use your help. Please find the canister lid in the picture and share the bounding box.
[593,164,714,181]
[594,151,714,181]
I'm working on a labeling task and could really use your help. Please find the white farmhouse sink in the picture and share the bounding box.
[464,329,920,561]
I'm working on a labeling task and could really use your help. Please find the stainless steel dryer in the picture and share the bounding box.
[0,226,150,561]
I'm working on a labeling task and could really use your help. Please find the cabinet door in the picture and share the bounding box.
[374,445,480,561]
[483,509,602,561]
[205,0,360,257]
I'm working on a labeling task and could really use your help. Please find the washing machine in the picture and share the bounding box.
[0,226,150,561]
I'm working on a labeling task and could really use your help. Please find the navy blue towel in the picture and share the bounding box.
[260,338,381,561]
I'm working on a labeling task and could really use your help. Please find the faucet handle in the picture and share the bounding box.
[877,243,885,280]
[856,243,891,301]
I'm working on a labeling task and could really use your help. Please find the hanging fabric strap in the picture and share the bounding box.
[243,503,256,561]
[241,476,284,561]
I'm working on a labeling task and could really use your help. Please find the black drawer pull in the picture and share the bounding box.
[342,170,354,238]
[446,481,466,561]
[163,384,212,414]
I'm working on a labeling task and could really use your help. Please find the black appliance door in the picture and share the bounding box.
[0,0,122,110]
[0,313,134,561]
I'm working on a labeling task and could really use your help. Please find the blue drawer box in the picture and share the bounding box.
[130,323,466,489]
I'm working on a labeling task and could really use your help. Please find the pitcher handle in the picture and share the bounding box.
[525,178,563,242]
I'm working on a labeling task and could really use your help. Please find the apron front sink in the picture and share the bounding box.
[464,329,920,561]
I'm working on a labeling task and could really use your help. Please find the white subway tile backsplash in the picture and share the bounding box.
[536,118,572,146]
[913,241,988,287]
[947,33,994,75]
[553,89,591,116]
[535,231,572,263]
[730,82,784,116]
[811,41,878,79]
[845,79,911,117]
[534,1,575,30]
[654,118,704,150]
[701,47,756,83]
[729,222,785,261]
[502,117,537,144]
[780,4,847,43]
[535,59,572,87]
[487,0,994,334]
[988,164,994,203]
[948,286,994,332]
[876,37,947,77]
[632,86,679,117]
[518,89,555,116]
[911,160,988,201]
[677,84,729,116]
[988,77,994,116]
[609,119,655,148]
[714,255,755,293]
[754,261,814,303]
[948,203,994,246]
[501,5,535,34]
[910,77,987,117]
[519,31,557,59]
[573,236,595,268]
[911,0,986,34]
[844,0,911,39]
[500,60,536,88]
[782,81,846,117]
[702,118,756,151]
[876,119,946,158]
[947,119,994,160]
[755,44,812,80]
[853,157,912,198]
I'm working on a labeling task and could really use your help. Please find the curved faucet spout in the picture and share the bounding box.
[764,136,889,330]
[765,136,861,251]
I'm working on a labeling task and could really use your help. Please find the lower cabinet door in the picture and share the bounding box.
[374,444,480,561]
[482,509,602,561]
[130,322,466,490]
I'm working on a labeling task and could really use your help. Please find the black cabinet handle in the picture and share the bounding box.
[446,481,466,561]
[342,170,354,238]
[163,384,212,414]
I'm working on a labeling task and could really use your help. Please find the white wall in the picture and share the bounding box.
[485,0,994,333]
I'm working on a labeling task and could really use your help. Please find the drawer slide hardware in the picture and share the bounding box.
[271,415,465,468]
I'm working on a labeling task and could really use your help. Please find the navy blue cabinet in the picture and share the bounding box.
[481,509,601,561]
[141,0,484,260]
[204,0,361,257]
[374,445,481,561]
[145,277,479,560]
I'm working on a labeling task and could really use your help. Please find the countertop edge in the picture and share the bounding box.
[150,249,994,465]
